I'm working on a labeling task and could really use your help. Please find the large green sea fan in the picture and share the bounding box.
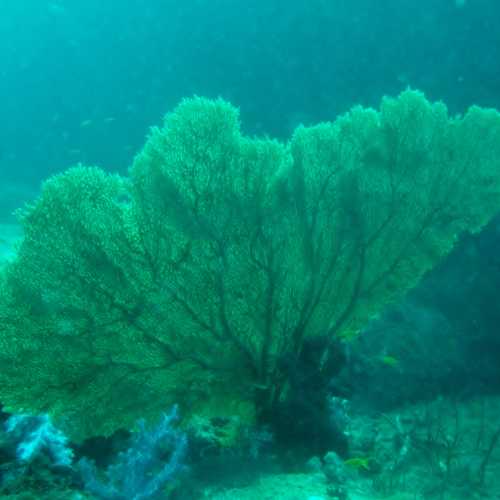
[1,90,500,440]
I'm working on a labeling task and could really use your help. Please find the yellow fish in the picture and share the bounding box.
[337,328,361,343]
[379,355,400,367]
[344,457,371,470]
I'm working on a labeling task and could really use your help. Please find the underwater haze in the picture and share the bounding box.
[1,1,500,499]
[1,0,500,208]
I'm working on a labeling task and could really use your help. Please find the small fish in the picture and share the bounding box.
[80,119,93,128]
[104,117,116,124]
[379,355,400,367]
[344,457,371,471]
[337,328,361,343]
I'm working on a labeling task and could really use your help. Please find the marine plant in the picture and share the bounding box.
[0,90,499,440]
[78,405,187,499]
[5,413,73,467]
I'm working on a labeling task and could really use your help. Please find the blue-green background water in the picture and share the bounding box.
[2,2,500,498]
[1,0,499,195]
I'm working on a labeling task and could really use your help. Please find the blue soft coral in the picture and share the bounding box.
[78,405,187,499]
[5,413,73,467]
